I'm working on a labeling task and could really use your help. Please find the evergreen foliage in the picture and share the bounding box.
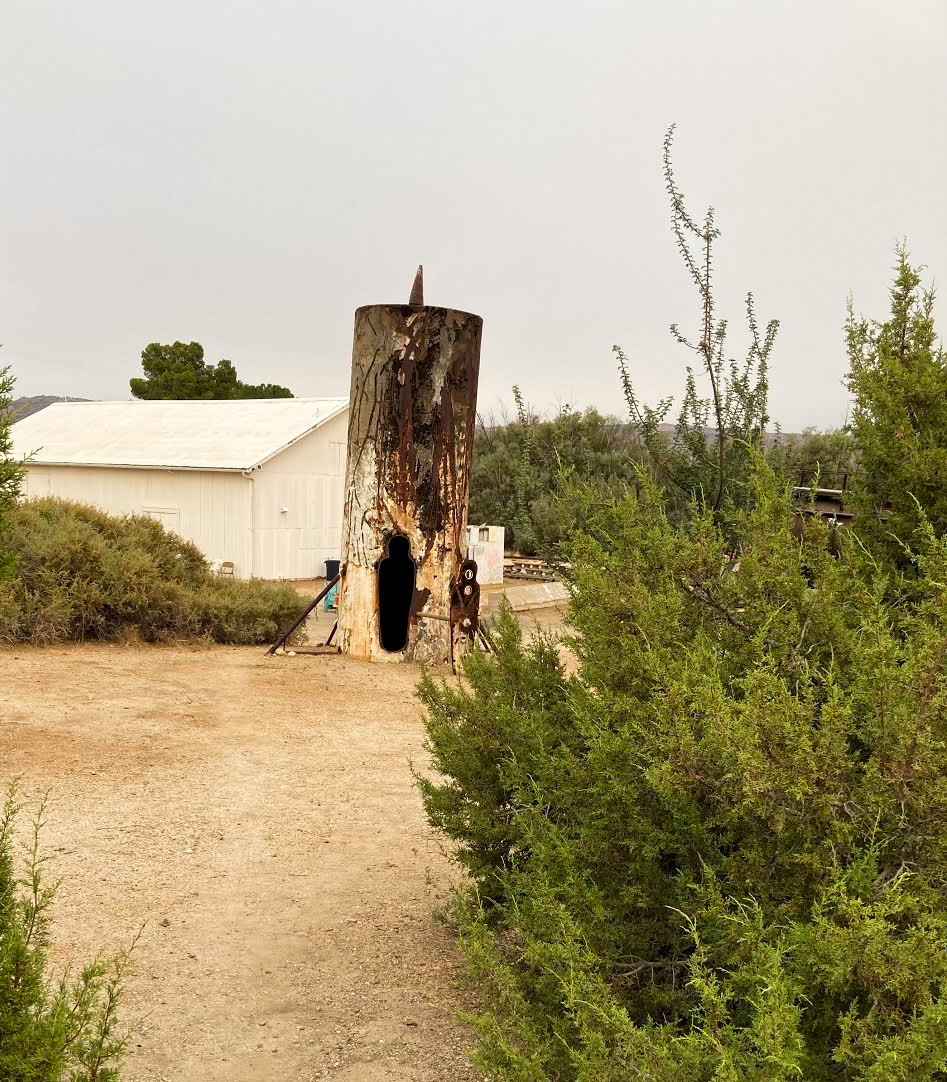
[0,364,25,580]
[420,131,947,1079]
[1,783,130,1081]
[846,246,947,557]
[129,341,293,399]
[419,463,947,1080]
[469,404,647,556]
[0,498,305,644]
[470,409,861,558]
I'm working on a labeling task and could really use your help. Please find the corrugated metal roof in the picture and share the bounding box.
[11,397,350,471]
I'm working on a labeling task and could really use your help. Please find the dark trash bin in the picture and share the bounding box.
[324,559,341,580]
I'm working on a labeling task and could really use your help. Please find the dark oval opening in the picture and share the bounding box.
[377,534,415,653]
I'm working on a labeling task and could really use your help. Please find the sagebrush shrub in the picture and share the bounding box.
[0,365,24,581]
[0,498,304,645]
[419,463,947,1080]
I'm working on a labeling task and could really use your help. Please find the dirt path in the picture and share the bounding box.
[0,641,485,1081]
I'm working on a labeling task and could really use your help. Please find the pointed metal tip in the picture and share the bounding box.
[409,265,424,307]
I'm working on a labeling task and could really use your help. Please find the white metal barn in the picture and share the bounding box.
[11,398,349,580]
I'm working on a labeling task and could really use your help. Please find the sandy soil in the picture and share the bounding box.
[0,626,489,1081]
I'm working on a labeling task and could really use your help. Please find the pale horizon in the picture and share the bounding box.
[2,1,945,431]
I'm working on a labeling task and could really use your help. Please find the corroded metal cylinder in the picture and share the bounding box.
[336,298,483,665]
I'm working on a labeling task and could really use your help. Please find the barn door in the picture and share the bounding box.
[140,506,181,535]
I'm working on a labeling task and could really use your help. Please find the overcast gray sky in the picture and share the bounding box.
[1,0,944,430]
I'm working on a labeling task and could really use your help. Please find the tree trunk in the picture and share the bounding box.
[336,303,483,666]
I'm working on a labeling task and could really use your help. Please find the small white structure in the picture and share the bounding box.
[12,398,349,580]
[467,524,505,584]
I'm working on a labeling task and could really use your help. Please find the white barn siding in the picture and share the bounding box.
[13,398,350,580]
[22,464,254,577]
[251,410,348,579]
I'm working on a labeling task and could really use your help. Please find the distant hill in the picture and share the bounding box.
[478,416,798,448]
[11,395,91,420]
[655,422,793,449]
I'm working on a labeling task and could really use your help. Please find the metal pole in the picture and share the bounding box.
[266,574,340,656]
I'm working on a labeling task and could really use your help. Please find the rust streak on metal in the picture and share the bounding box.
[337,298,482,667]
[410,586,432,618]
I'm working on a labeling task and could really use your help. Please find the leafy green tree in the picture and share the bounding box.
[129,342,293,400]
[231,380,295,399]
[1,783,130,1081]
[846,246,947,556]
[0,364,25,579]
[768,426,857,489]
[420,462,947,1080]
